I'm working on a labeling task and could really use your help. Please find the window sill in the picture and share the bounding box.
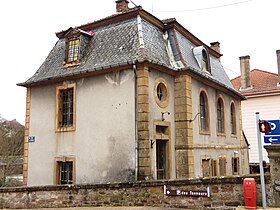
[217,132,226,137]
[63,61,79,68]
[231,134,238,138]
[56,126,76,133]
[199,130,211,135]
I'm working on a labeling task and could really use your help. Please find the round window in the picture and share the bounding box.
[154,78,169,108]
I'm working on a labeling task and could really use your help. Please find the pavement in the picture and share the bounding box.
[4,206,280,210]
[3,208,184,210]
[236,206,280,210]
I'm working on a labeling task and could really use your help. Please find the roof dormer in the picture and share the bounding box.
[62,27,94,67]
[193,46,211,74]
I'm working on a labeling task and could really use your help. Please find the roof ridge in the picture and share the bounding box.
[251,68,278,76]
[56,6,142,38]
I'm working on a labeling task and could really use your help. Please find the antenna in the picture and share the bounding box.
[129,0,138,7]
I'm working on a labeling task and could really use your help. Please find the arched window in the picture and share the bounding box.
[193,46,211,73]
[202,49,209,72]
[230,103,237,135]
[199,91,209,131]
[217,98,225,133]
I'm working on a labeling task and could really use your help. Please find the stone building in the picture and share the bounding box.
[18,0,249,187]
[231,51,280,172]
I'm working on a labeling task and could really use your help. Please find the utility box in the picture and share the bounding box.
[243,178,257,209]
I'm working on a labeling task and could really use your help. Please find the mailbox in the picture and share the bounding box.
[243,178,257,209]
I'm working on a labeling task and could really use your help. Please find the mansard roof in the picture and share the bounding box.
[18,6,243,99]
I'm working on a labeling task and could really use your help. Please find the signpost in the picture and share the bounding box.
[256,112,266,210]
[264,120,280,143]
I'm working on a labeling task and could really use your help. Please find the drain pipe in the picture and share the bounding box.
[133,60,138,181]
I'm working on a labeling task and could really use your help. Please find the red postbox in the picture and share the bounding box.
[243,178,257,209]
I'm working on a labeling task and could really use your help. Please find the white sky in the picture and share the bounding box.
[0,0,279,124]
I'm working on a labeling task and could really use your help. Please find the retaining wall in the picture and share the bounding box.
[0,175,271,209]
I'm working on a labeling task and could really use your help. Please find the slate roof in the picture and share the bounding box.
[18,6,243,99]
[231,69,280,96]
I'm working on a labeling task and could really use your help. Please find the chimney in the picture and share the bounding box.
[277,50,280,85]
[239,55,251,90]
[116,0,129,13]
[210,41,220,54]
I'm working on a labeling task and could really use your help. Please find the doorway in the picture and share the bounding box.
[156,140,167,179]
[154,122,170,180]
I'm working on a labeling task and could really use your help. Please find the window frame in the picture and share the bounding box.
[199,91,209,133]
[232,157,239,175]
[56,83,76,132]
[230,102,237,135]
[54,157,76,185]
[202,49,210,72]
[64,36,80,66]
[217,97,225,134]
[154,78,169,108]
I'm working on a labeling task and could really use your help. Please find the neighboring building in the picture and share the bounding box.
[0,119,24,186]
[18,0,249,187]
[231,52,280,172]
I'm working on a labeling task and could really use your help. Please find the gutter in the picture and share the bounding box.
[133,61,138,181]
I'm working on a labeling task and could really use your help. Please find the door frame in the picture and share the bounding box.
[153,120,171,179]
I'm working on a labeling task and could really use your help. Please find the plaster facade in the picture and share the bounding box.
[241,94,280,163]
[27,70,136,186]
[191,79,249,177]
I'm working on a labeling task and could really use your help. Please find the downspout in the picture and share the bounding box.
[133,61,138,181]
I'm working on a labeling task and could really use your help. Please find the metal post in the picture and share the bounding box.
[256,112,267,209]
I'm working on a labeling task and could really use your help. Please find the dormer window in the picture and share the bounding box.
[193,46,211,73]
[66,37,80,63]
[61,27,94,67]
[202,50,209,72]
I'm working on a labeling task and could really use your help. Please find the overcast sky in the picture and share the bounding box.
[0,0,279,124]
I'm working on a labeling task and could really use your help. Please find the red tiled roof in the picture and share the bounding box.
[231,69,280,96]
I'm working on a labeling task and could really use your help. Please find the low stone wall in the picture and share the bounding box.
[0,175,271,209]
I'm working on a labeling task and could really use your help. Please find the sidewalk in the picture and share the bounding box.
[236,206,280,210]
[4,207,183,210]
[5,206,280,210]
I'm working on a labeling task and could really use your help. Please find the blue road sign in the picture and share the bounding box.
[264,135,280,143]
[265,120,280,135]
[28,136,35,143]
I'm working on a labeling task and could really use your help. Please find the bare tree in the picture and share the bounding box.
[0,120,24,187]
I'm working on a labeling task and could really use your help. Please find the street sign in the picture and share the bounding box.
[264,120,280,144]
[265,120,280,135]
[264,135,280,143]
[163,185,210,197]
[28,136,35,143]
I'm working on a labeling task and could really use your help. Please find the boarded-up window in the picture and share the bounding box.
[219,157,227,176]
[202,159,211,177]
[211,159,217,176]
